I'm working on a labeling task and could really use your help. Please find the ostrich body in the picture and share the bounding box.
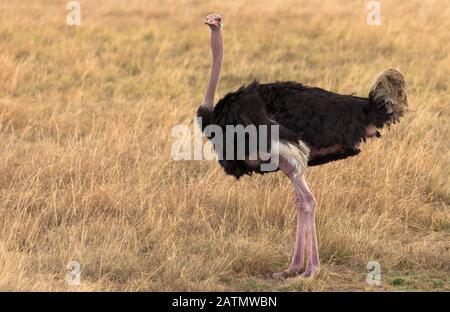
[198,14,408,278]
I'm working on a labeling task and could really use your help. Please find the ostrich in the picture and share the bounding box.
[197,13,407,278]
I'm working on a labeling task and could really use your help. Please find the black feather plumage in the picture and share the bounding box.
[198,76,406,179]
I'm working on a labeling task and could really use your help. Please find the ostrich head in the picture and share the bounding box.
[204,13,223,30]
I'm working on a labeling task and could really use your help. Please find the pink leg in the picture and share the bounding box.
[272,195,306,278]
[297,176,320,278]
[273,161,320,279]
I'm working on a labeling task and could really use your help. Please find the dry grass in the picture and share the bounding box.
[0,0,448,291]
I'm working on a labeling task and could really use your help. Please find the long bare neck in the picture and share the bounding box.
[201,28,223,108]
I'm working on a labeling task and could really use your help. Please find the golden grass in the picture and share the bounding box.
[0,0,448,291]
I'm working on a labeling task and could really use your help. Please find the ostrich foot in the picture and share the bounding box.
[271,266,302,279]
[299,265,320,279]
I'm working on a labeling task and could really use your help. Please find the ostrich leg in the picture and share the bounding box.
[295,175,320,278]
[273,160,320,278]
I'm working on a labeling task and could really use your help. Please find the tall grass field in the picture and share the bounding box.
[0,0,448,291]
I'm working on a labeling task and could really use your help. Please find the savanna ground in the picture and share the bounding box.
[0,0,448,291]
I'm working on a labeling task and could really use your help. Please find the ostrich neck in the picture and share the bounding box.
[201,28,223,108]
